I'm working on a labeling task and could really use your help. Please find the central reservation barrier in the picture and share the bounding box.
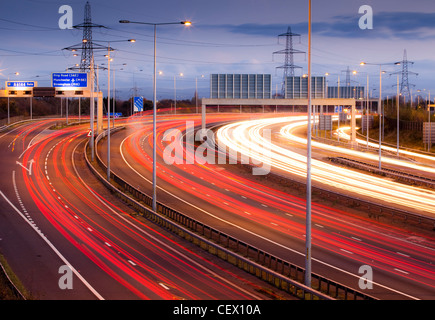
[84,126,376,300]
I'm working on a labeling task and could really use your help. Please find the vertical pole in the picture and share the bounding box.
[305,0,312,289]
[366,74,369,148]
[7,75,10,124]
[174,75,177,115]
[337,76,340,142]
[429,92,431,152]
[7,96,10,125]
[107,43,111,181]
[79,97,81,123]
[397,75,400,156]
[152,24,157,212]
[378,65,382,170]
[195,77,198,114]
[90,60,95,162]
[66,97,68,125]
[30,97,33,120]
[113,69,116,128]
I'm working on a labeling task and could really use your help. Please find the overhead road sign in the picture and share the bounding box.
[33,87,56,97]
[52,72,88,89]
[6,81,37,90]
[108,112,122,118]
[134,96,143,112]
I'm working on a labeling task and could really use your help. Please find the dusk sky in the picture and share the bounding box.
[1,0,435,101]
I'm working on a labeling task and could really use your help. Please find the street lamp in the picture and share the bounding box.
[174,73,184,114]
[6,72,19,124]
[95,39,135,181]
[325,72,342,141]
[119,19,192,212]
[360,61,399,169]
[418,89,432,151]
[353,71,370,148]
[196,75,205,114]
[306,0,312,288]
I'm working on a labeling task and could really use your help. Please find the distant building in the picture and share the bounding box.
[210,74,364,101]
[327,86,365,99]
[210,74,272,99]
[284,76,326,99]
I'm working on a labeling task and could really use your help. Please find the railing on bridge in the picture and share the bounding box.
[84,126,377,300]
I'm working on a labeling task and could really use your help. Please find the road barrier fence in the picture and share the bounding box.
[84,126,377,300]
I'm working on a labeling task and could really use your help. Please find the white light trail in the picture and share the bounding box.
[217,116,435,216]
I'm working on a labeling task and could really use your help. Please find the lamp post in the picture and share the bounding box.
[360,61,399,170]
[195,75,205,114]
[353,71,370,148]
[96,39,135,181]
[325,72,341,141]
[396,75,400,155]
[418,89,432,151]
[305,0,312,288]
[6,72,19,124]
[119,19,191,212]
[174,73,184,114]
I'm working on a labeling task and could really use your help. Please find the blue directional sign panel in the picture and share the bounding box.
[134,96,143,112]
[108,112,123,118]
[334,106,343,113]
[52,73,88,88]
[6,81,36,88]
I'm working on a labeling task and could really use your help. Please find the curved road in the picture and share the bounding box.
[100,113,435,300]
[0,118,290,300]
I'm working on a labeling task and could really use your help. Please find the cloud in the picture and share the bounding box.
[207,11,435,41]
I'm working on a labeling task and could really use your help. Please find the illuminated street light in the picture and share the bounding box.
[174,72,184,114]
[306,0,312,288]
[91,39,135,181]
[119,19,191,212]
[6,72,20,124]
[360,61,400,170]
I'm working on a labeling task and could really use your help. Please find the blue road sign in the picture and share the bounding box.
[334,106,343,113]
[6,81,36,88]
[134,96,143,112]
[52,73,88,88]
[108,112,122,118]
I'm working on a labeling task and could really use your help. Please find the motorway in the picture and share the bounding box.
[0,113,434,300]
[0,117,294,300]
[98,112,435,300]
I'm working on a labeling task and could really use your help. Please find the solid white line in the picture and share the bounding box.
[85,135,263,300]
[394,268,410,275]
[0,187,104,300]
[119,132,420,300]
[159,283,170,290]
[396,252,410,258]
[340,248,354,255]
